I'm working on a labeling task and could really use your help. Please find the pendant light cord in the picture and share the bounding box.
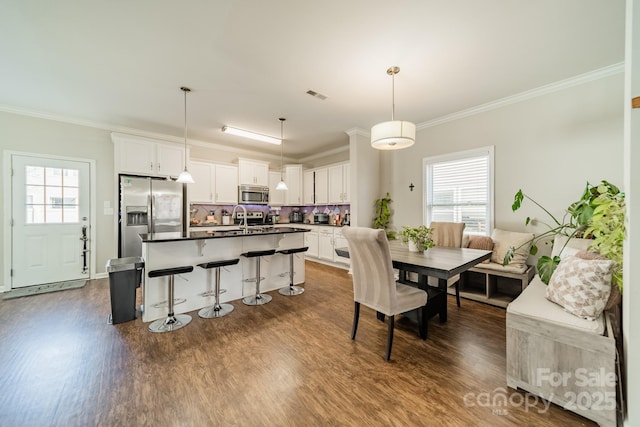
[279,118,285,179]
[389,67,397,121]
[181,86,191,170]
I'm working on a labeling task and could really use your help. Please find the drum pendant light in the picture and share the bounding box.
[275,118,288,191]
[176,86,195,183]
[371,66,416,150]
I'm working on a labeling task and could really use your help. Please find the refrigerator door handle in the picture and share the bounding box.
[148,194,154,234]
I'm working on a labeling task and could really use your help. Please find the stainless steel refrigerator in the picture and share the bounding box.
[119,175,184,258]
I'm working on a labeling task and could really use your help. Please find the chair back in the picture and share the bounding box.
[429,222,465,248]
[341,227,397,315]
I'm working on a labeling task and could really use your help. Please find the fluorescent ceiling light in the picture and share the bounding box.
[221,126,281,145]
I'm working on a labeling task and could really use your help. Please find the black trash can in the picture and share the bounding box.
[106,257,144,324]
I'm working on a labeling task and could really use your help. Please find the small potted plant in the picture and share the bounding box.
[399,225,434,252]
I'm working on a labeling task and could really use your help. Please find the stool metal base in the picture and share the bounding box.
[279,285,305,296]
[198,289,226,298]
[152,298,186,309]
[242,293,272,306]
[199,303,234,318]
[148,313,192,333]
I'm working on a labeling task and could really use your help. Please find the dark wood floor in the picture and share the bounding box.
[0,261,596,427]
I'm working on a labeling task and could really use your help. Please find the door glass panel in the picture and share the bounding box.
[26,185,45,204]
[26,166,44,185]
[24,166,80,224]
[64,169,79,186]
[45,167,62,186]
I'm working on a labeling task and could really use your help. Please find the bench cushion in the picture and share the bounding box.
[507,277,605,335]
[473,261,527,274]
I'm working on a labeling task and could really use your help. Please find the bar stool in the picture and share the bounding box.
[277,247,308,296]
[148,265,194,333]
[197,258,240,318]
[241,249,276,306]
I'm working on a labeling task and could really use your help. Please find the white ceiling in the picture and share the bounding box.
[0,1,625,159]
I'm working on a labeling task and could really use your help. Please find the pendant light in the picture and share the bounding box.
[275,118,288,191]
[371,66,416,150]
[176,86,195,183]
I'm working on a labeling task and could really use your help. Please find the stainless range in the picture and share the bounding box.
[234,210,265,226]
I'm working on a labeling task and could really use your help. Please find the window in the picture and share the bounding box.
[424,147,494,235]
[25,166,80,224]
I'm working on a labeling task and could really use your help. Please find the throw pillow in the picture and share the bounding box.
[468,235,494,263]
[546,255,614,320]
[575,250,621,310]
[490,229,534,268]
[551,235,593,260]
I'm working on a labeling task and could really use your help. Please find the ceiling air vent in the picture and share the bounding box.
[306,90,327,100]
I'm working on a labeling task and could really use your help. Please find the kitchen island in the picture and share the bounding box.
[140,227,308,322]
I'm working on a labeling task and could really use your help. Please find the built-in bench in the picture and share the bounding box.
[506,277,617,426]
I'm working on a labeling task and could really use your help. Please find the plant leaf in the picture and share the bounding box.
[537,255,560,285]
[512,190,524,212]
[502,246,515,266]
[525,217,531,226]
[529,244,538,256]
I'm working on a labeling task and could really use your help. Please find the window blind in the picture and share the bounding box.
[426,153,490,234]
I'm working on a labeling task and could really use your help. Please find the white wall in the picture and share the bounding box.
[0,111,116,284]
[348,129,379,228]
[385,74,624,240]
[623,0,639,424]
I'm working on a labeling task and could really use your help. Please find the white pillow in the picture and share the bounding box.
[551,235,593,260]
[490,229,534,268]
[546,255,614,320]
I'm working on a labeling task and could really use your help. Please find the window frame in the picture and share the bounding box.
[422,146,495,236]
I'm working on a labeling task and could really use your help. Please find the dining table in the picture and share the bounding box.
[335,240,493,322]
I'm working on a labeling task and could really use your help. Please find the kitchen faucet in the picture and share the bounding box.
[231,205,248,233]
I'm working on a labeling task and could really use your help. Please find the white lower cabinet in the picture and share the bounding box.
[288,225,348,268]
[333,228,349,265]
[305,228,319,258]
[318,228,336,262]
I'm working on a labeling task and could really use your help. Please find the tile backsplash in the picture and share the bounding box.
[190,203,351,226]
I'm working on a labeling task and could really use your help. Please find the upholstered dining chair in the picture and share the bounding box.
[341,227,428,361]
[429,221,466,307]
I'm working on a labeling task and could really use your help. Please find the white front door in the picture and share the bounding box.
[11,155,91,288]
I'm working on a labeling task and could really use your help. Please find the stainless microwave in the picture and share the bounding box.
[238,185,269,205]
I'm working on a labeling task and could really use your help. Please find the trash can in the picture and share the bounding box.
[106,257,144,324]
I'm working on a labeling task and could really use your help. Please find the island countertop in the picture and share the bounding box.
[140,226,308,243]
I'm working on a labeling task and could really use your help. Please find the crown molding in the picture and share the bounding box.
[297,145,349,163]
[345,127,370,138]
[417,62,624,130]
[0,104,286,162]
[1,62,624,158]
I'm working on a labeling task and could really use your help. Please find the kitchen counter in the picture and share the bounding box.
[189,223,347,230]
[141,226,307,242]
[140,226,307,323]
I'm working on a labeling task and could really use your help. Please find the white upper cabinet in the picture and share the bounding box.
[214,164,238,204]
[328,163,350,204]
[187,161,237,204]
[314,167,329,205]
[155,143,185,177]
[188,161,214,203]
[268,171,285,206]
[238,158,269,186]
[114,134,185,178]
[303,170,314,205]
[284,164,303,205]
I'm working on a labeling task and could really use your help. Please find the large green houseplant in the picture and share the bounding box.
[505,180,625,290]
[374,192,397,239]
